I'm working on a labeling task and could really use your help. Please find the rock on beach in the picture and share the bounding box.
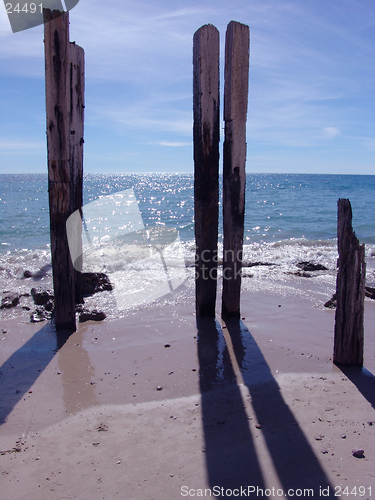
[1,293,20,309]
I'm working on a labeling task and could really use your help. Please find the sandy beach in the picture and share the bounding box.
[1,0,375,494]
[1,281,374,499]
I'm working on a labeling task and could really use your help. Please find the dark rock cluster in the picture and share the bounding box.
[324,293,337,309]
[1,292,31,310]
[82,272,113,296]
[78,309,107,323]
[324,286,375,309]
[1,292,20,309]
[285,261,330,278]
[297,261,328,272]
[31,287,54,305]
[1,273,111,324]
[29,287,55,322]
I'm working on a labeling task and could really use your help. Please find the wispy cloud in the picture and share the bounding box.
[1,0,374,173]
[323,127,340,138]
[0,140,45,151]
[93,105,192,136]
[152,141,191,147]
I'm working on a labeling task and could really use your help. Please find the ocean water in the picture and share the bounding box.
[1,173,375,319]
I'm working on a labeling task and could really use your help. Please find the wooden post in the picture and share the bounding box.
[222,21,249,319]
[69,41,85,304]
[44,9,84,330]
[193,25,220,317]
[333,199,366,366]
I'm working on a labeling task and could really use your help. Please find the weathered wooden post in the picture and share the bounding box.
[333,199,366,366]
[44,9,84,330]
[193,24,220,317]
[222,21,249,319]
[69,41,85,305]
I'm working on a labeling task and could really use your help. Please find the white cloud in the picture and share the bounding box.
[0,140,45,151]
[90,100,193,136]
[155,141,191,147]
[0,0,374,173]
[323,127,340,138]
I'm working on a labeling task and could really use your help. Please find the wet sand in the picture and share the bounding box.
[0,285,374,499]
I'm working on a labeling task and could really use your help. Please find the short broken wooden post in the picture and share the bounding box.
[333,199,366,366]
[44,9,84,331]
[193,24,220,317]
[222,21,250,319]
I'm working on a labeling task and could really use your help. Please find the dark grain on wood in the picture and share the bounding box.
[222,21,249,319]
[69,42,85,304]
[333,199,365,366]
[193,24,220,317]
[44,9,84,330]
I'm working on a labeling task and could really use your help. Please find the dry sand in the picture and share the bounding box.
[0,284,374,499]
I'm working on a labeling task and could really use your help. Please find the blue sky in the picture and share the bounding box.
[0,0,374,174]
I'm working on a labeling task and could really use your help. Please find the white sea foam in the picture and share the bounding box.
[1,173,374,321]
[1,237,375,322]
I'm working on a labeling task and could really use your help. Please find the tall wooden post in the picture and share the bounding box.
[193,24,220,317]
[222,21,249,319]
[69,41,85,304]
[44,9,84,330]
[334,199,366,366]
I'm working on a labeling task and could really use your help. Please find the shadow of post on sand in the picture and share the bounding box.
[336,365,375,410]
[0,323,73,426]
[197,316,336,497]
[225,318,334,495]
[197,317,266,493]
